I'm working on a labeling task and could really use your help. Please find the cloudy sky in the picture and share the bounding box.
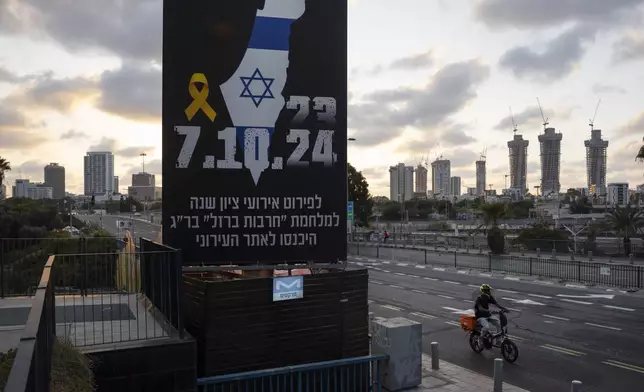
[1,0,644,197]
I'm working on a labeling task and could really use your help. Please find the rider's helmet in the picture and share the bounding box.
[480,284,493,297]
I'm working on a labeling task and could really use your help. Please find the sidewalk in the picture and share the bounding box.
[414,354,529,392]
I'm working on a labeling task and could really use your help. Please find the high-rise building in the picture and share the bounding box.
[508,134,529,196]
[431,159,451,197]
[538,128,562,196]
[132,172,156,187]
[449,176,462,196]
[607,183,628,205]
[0,184,6,200]
[44,163,66,199]
[585,129,608,197]
[84,151,115,196]
[475,160,486,196]
[414,165,428,194]
[113,176,119,194]
[389,163,414,202]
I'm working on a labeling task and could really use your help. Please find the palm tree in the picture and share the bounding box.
[479,202,507,254]
[636,137,644,162]
[0,156,11,191]
[605,205,644,256]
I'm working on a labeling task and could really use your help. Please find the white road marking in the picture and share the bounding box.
[356,262,364,266]
[369,281,384,285]
[397,263,409,267]
[467,284,479,288]
[410,312,435,319]
[438,295,454,299]
[541,344,586,357]
[369,312,374,315]
[382,261,391,264]
[445,321,461,327]
[560,299,593,305]
[444,281,461,285]
[480,273,492,277]
[457,270,469,274]
[585,322,622,331]
[557,294,614,300]
[529,294,552,299]
[395,272,407,276]
[381,305,403,311]
[507,308,522,312]
[565,284,587,289]
[508,335,526,342]
[389,285,404,289]
[415,265,426,269]
[409,275,420,279]
[603,305,635,312]
[433,268,446,272]
[424,277,438,281]
[542,314,569,321]
[544,320,554,324]
[497,289,518,294]
[602,360,644,374]
[538,281,554,285]
[505,277,520,281]
[383,270,391,273]
[412,289,427,294]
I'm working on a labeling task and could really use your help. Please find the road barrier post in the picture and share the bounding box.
[551,249,556,259]
[570,252,575,261]
[588,251,593,261]
[630,253,634,265]
[430,342,439,370]
[493,358,503,392]
[424,249,427,265]
[571,380,582,392]
[536,248,541,258]
[488,253,492,272]
[454,251,457,268]
[376,244,380,258]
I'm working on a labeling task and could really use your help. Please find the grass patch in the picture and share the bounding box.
[0,339,94,392]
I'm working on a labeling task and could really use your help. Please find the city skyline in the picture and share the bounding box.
[1,1,644,196]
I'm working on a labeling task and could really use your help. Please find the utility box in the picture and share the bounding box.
[370,317,422,391]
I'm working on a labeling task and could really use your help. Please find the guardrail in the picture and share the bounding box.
[0,237,119,298]
[52,243,182,346]
[350,242,644,289]
[196,355,387,392]
[351,232,643,258]
[5,256,56,392]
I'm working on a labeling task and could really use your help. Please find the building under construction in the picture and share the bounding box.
[538,127,562,196]
[584,129,608,196]
[475,160,486,196]
[508,134,529,196]
[415,164,428,194]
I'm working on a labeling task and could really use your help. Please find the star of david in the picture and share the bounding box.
[240,68,275,108]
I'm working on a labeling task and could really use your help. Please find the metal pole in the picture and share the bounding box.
[571,380,582,392]
[430,342,439,370]
[493,358,503,392]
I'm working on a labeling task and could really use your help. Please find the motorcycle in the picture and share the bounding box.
[460,309,519,363]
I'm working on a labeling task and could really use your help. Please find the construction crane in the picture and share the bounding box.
[479,147,487,161]
[589,98,602,130]
[509,106,518,135]
[536,97,549,130]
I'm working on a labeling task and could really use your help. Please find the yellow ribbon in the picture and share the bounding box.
[185,73,217,122]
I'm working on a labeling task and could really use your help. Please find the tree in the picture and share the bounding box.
[348,164,373,225]
[636,136,644,162]
[479,202,507,254]
[605,205,644,256]
[569,196,592,214]
[0,156,11,188]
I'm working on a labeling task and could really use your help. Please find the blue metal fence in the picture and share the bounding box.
[196,355,387,392]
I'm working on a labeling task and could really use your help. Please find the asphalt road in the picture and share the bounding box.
[78,214,161,241]
[351,243,644,289]
[359,256,644,392]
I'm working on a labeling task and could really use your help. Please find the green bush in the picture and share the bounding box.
[0,339,94,392]
[514,224,569,253]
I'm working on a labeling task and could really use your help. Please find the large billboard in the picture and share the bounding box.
[162,0,348,264]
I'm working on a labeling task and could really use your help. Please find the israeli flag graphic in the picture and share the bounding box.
[220,0,305,185]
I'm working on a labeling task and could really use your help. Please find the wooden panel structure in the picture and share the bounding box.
[182,269,369,377]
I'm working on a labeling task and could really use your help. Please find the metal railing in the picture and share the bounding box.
[0,237,119,297]
[351,232,644,258]
[350,241,644,289]
[139,238,184,337]
[52,241,183,346]
[5,256,56,392]
[196,355,387,392]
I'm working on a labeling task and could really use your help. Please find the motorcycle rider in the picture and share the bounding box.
[474,284,508,344]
